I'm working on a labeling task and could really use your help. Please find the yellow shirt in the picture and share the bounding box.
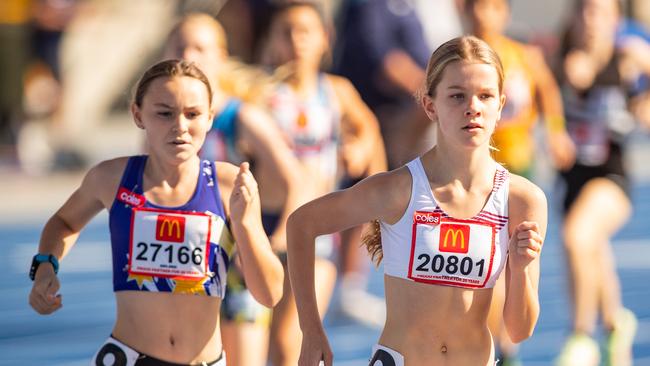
[489,37,538,175]
[0,0,33,24]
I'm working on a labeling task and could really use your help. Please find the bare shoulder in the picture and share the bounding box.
[324,73,358,99]
[352,165,413,223]
[82,156,129,208]
[215,161,240,189]
[325,73,352,86]
[508,174,548,219]
[214,161,241,215]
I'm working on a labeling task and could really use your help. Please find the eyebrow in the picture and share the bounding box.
[153,103,173,108]
[446,85,498,92]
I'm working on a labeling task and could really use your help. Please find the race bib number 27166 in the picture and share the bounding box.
[129,208,211,280]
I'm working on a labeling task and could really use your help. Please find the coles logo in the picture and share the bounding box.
[117,188,145,207]
[413,211,441,225]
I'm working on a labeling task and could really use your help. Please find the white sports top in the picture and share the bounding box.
[380,158,510,289]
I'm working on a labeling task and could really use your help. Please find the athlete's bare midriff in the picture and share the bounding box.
[113,291,223,363]
[379,275,496,366]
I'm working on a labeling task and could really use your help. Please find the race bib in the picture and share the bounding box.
[129,208,211,280]
[407,211,496,288]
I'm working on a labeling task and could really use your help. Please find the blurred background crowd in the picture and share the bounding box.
[1,0,648,175]
[2,1,650,365]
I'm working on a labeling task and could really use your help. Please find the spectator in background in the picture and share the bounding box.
[555,0,650,365]
[0,0,33,164]
[413,0,464,51]
[18,0,177,174]
[334,0,432,170]
[17,0,78,175]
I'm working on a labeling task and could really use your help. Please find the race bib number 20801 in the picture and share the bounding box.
[407,211,496,288]
[129,208,211,280]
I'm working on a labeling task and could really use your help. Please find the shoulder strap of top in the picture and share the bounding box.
[406,157,428,190]
[119,155,147,193]
[492,165,510,194]
[207,160,226,217]
[317,73,341,114]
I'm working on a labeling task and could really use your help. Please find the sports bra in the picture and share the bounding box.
[379,158,510,289]
[109,156,234,297]
[267,73,341,177]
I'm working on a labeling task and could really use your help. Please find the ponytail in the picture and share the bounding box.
[361,220,383,266]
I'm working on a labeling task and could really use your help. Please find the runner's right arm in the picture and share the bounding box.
[29,158,124,314]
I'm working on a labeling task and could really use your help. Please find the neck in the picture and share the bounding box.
[285,62,320,95]
[144,154,199,189]
[422,142,495,188]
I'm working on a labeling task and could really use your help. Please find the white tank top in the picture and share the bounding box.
[379,158,510,289]
[267,74,341,178]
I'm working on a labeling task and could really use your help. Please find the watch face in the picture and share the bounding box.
[29,256,40,281]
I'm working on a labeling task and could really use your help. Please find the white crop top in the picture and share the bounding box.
[379,158,510,289]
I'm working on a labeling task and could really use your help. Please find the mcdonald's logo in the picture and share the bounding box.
[156,214,186,243]
[439,223,470,254]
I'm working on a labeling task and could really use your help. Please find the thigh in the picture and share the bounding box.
[221,322,269,366]
[565,177,632,237]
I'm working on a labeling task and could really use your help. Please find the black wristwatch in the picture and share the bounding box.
[29,254,59,281]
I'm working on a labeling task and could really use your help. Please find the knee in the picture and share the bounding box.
[562,219,599,256]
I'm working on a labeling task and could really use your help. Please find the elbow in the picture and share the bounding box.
[508,327,534,344]
[286,210,303,250]
[268,264,285,307]
[505,315,538,343]
[255,266,285,308]
[257,272,284,308]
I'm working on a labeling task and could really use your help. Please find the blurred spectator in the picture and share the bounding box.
[17,0,177,174]
[555,0,650,365]
[0,0,33,163]
[414,0,463,50]
[334,0,432,170]
[630,0,650,30]
[262,1,384,364]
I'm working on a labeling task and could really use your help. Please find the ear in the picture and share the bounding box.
[496,93,506,121]
[131,103,145,129]
[421,95,438,122]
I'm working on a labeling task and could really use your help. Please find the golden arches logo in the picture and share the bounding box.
[439,224,470,254]
[156,215,186,243]
[444,229,465,249]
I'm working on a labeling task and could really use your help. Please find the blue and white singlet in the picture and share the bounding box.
[109,156,234,298]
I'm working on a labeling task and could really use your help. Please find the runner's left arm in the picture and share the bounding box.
[503,174,547,342]
[219,161,284,307]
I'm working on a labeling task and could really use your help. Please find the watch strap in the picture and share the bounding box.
[29,254,59,281]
